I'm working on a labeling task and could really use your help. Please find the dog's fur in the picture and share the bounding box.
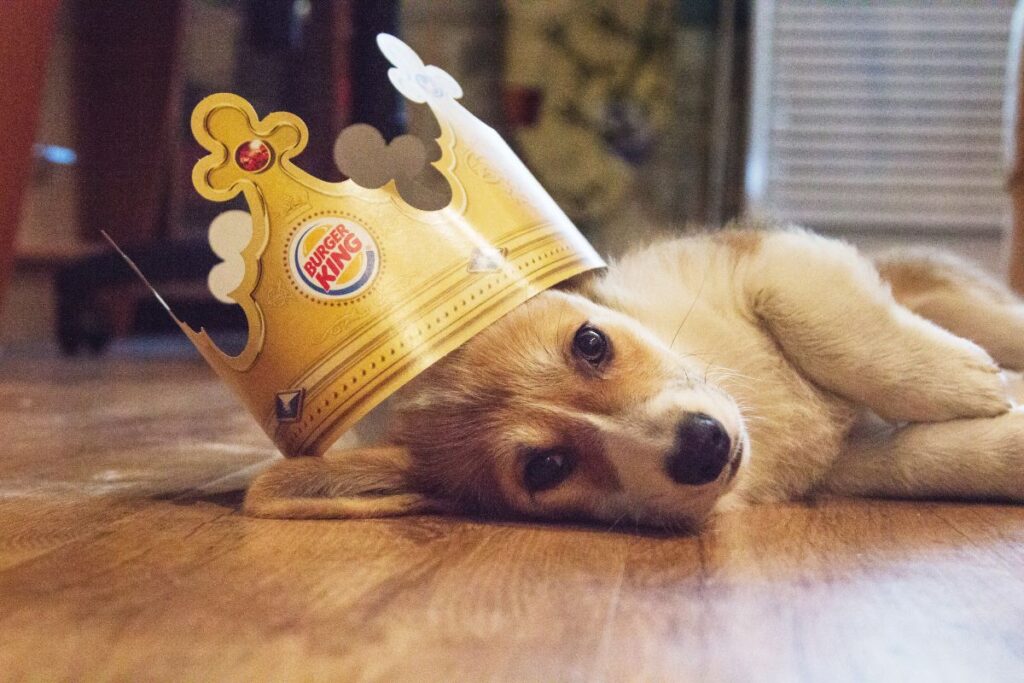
[245,224,1024,531]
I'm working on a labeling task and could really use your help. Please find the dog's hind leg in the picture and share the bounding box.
[821,410,1024,502]
[876,249,1024,371]
[749,230,1011,423]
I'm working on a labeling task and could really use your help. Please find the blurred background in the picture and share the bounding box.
[1,0,1022,355]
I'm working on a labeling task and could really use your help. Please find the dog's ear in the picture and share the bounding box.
[243,446,449,519]
[556,269,602,298]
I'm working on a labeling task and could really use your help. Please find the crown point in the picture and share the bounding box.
[235,139,273,173]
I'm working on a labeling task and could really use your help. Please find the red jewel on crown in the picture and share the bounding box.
[235,139,273,173]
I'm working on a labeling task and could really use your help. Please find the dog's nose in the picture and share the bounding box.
[665,413,732,486]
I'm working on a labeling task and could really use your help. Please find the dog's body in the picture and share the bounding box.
[246,225,1024,531]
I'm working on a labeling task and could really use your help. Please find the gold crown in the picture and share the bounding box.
[178,34,604,457]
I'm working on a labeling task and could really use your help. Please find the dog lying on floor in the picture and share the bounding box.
[244,224,1024,531]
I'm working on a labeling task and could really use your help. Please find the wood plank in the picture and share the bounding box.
[0,354,273,571]
[0,352,1022,680]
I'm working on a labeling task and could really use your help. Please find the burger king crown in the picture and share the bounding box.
[179,34,604,457]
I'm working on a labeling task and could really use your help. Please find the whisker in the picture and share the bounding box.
[607,509,629,532]
[670,264,711,350]
[705,366,757,382]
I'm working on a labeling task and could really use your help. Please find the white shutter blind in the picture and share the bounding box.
[747,1,1015,233]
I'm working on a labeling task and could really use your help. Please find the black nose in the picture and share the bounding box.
[665,413,732,486]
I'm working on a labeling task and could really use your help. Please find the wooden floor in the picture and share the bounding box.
[1,346,1023,682]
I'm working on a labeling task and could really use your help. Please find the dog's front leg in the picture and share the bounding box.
[243,447,450,519]
[821,410,1024,501]
[749,231,1011,422]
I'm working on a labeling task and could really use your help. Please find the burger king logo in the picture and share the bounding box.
[289,217,379,300]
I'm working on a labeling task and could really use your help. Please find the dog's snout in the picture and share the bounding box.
[665,413,732,486]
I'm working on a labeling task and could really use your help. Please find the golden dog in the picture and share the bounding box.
[244,224,1024,531]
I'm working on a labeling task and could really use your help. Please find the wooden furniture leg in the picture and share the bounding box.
[1008,2,1024,293]
[70,0,186,247]
[0,1,60,317]
[1011,188,1024,293]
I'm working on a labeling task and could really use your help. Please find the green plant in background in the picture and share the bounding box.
[505,0,677,231]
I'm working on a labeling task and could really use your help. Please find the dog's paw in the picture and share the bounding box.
[931,356,1012,421]
[955,351,1014,410]
[876,348,1012,423]
[972,409,1024,501]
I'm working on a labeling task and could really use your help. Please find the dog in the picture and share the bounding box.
[243,223,1024,531]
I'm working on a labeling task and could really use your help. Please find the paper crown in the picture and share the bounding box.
[180,34,604,457]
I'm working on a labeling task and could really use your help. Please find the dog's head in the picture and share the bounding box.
[388,289,748,530]
[249,290,748,530]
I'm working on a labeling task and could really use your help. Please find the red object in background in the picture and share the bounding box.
[0,0,61,316]
[235,140,273,173]
[502,85,544,129]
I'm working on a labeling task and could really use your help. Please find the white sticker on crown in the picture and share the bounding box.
[207,210,253,304]
[377,34,463,104]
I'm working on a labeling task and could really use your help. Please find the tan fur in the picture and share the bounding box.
[709,226,766,259]
[245,223,1024,531]
[875,249,1024,370]
[244,447,454,518]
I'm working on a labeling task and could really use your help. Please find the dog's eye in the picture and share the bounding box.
[573,325,608,364]
[523,450,574,492]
